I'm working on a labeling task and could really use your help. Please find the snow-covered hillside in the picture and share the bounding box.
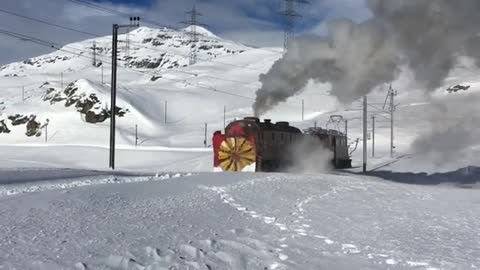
[0,26,280,149]
[1,170,479,270]
[1,25,480,174]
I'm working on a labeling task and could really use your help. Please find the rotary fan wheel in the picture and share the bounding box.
[218,137,256,172]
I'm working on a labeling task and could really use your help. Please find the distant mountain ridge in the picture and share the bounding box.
[0,26,249,77]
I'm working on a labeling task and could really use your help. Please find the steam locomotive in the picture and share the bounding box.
[212,117,351,172]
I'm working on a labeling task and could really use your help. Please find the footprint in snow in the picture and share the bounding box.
[341,244,360,254]
[324,239,334,245]
[263,217,276,224]
[386,258,398,265]
[278,253,288,261]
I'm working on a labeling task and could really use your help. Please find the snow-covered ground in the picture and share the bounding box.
[1,26,480,269]
[1,170,478,270]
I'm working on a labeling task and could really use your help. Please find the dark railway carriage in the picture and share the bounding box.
[213,117,351,172]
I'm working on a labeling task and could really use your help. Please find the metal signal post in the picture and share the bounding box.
[109,17,140,170]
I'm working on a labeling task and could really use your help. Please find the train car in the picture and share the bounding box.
[212,117,351,172]
[303,127,351,169]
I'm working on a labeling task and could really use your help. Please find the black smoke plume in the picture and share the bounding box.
[254,0,480,116]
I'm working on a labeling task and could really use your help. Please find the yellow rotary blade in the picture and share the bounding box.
[218,137,256,172]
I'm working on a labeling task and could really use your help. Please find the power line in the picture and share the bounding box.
[0,8,99,37]
[0,29,256,101]
[281,0,309,52]
[181,5,208,65]
[0,29,320,112]
[0,7,271,73]
[0,11,259,85]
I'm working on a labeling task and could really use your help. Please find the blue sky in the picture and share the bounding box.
[0,0,371,64]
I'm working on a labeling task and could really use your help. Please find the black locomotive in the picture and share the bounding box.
[213,117,351,172]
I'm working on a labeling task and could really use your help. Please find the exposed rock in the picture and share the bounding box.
[0,120,10,134]
[23,59,35,65]
[151,75,162,81]
[129,58,163,69]
[42,80,128,124]
[157,33,172,40]
[25,115,41,137]
[40,82,50,88]
[152,40,164,46]
[42,87,65,104]
[64,82,78,97]
[85,110,108,123]
[8,114,29,126]
[75,94,99,114]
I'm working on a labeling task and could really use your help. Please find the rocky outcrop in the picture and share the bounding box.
[25,115,42,137]
[42,81,128,124]
[150,75,162,81]
[8,114,29,126]
[0,114,48,137]
[42,87,65,104]
[0,120,10,134]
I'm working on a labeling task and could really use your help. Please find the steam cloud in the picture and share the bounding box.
[410,95,480,165]
[254,0,480,116]
[287,136,334,174]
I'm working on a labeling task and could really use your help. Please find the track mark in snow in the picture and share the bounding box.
[0,173,192,197]
[341,244,361,254]
[385,258,398,265]
[324,239,334,245]
[263,216,276,224]
[278,253,288,261]
[406,261,430,267]
[74,262,88,270]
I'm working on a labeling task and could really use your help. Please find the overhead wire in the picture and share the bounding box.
[0,28,321,111]
[0,28,256,101]
[64,0,282,54]
[0,7,268,82]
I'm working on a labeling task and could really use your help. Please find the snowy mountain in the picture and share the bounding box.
[1,25,480,173]
[0,26,276,148]
[0,26,247,76]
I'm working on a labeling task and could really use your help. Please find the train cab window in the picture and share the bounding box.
[281,133,284,141]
